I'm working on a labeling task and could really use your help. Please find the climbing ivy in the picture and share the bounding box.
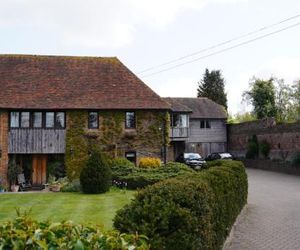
[65,110,170,180]
[65,111,89,180]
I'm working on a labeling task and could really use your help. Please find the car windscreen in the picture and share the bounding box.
[184,153,202,160]
[220,153,232,158]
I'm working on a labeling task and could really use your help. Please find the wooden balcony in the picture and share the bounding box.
[8,129,66,154]
[169,127,189,141]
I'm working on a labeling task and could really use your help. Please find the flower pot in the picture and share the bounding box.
[49,184,61,192]
[11,184,19,192]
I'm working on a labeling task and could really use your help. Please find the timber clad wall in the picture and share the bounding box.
[0,111,8,185]
[188,119,227,143]
[8,129,66,154]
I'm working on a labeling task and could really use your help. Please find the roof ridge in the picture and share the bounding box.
[0,54,118,60]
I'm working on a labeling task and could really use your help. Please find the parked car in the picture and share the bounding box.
[205,152,234,161]
[176,153,206,169]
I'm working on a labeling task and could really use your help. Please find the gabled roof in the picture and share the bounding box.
[163,97,192,113]
[0,54,169,110]
[163,97,227,119]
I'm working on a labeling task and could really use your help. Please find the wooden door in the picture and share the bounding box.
[32,155,47,185]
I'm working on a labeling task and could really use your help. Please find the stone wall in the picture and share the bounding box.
[228,118,300,161]
[0,111,8,187]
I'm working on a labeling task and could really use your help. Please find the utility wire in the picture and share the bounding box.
[138,14,300,74]
[140,21,300,78]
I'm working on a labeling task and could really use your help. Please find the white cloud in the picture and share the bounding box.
[0,0,248,49]
[153,76,198,97]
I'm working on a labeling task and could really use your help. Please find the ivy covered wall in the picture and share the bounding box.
[65,110,170,180]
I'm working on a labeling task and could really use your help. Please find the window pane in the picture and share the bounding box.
[179,114,187,127]
[33,112,42,128]
[206,120,211,129]
[200,120,205,128]
[21,112,30,128]
[10,112,19,128]
[126,112,135,129]
[56,112,65,128]
[88,112,98,129]
[46,112,55,128]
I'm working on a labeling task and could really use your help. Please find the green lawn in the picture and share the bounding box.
[0,189,135,229]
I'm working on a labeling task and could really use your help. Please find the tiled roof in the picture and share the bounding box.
[163,98,192,113]
[0,54,169,110]
[163,97,227,119]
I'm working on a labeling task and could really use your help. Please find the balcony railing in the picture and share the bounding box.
[169,127,189,139]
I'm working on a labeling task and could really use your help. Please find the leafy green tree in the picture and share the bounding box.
[227,112,256,124]
[274,78,293,122]
[243,78,277,119]
[197,69,228,110]
[291,80,300,120]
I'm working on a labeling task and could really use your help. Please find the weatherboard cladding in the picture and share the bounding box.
[0,55,169,110]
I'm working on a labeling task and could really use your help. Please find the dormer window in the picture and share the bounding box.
[125,112,136,129]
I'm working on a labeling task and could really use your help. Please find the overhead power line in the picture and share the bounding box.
[138,13,300,75]
[140,21,300,78]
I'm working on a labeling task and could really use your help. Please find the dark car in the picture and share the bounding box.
[205,152,234,161]
[176,153,206,169]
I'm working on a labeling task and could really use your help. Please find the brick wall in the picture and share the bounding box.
[228,118,300,160]
[0,111,8,187]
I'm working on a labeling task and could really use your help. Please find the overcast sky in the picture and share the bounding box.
[1,0,300,114]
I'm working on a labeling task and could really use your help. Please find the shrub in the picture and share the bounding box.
[110,157,135,178]
[112,162,193,190]
[260,140,270,158]
[139,157,161,168]
[114,160,248,250]
[290,151,300,166]
[61,179,81,192]
[246,135,259,159]
[80,151,112,194]
[0,212,149,249]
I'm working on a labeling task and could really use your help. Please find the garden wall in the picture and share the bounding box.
[242,159,300,176]
[228,118,300,161]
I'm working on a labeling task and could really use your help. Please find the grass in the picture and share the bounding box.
[0,188,135,229]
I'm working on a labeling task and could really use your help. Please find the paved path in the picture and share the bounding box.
[224,168,300,250]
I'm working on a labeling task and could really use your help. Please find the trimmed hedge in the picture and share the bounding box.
[112,161,193,189]
[114,160,248,250]
[0,213,149,249]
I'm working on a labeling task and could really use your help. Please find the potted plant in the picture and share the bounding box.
[48,175,61,192]
[7,158,22,192]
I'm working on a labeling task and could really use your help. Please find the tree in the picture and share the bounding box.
[291,80,300,120]
[197,69,228,110]
[274,78,293,122]
[243,78,277,119]
[227,112,256,124]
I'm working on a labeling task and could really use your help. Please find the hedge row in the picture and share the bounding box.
[0,212,149,250]
[111,161,193,189]
[114,160,248,250]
